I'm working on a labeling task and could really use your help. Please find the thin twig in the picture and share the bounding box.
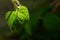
[11,0,21,9]
[51,2,60,13]
[49,0,57,6]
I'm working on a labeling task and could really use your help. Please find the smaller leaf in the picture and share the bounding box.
[18,5,30,21]
[17,11,26,24]
[17,5,30,24]
[5,11,12,20]
[7,11,16,27]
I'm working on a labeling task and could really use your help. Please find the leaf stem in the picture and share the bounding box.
[11,0,21,9]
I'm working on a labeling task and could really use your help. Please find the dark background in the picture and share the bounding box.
[0,0,60,40]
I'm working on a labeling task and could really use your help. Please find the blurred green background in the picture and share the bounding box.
[0,0,60,40]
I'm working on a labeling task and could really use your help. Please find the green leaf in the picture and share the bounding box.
[5,5,30,32]
[17,6,31,35]
[16,5,30,24]
[43,13,60,30]
[18,5,30,21]
[5,11,12,20]
[7,11,16,27]
[17,11,26,24]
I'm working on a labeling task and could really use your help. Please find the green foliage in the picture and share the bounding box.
[35,4,54,18]
[17,6,30,24]
[6,11,16,27]
[6,11,11,20]
[5,5,30,32]
[30,4,54,32]
[43,13,60,30]
[4,0,60,40]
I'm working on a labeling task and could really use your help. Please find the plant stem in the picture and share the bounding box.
[11,0,21,9]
